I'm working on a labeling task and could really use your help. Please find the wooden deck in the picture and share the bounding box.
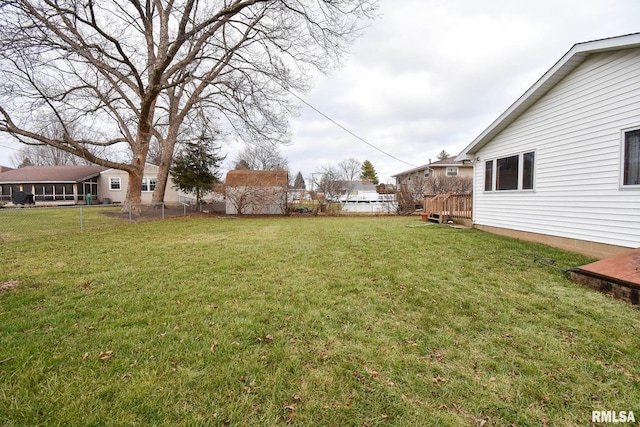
[422,193,472,224]
[570,248,640,305]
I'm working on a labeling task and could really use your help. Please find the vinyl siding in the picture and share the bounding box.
[98,165,180,204]
[473,48,640,249]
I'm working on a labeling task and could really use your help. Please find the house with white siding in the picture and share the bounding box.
[457,33,640,258]
[99,163,180,204]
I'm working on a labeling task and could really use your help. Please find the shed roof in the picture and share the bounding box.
[457,32,640,160]
[225,170,288,187]
[0,165,108,183]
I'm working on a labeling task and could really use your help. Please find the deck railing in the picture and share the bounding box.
[423,192,472,223]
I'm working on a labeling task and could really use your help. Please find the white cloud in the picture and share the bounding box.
[1,0,639,183]
[282,0,640,182]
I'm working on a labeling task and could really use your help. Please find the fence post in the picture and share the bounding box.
[80,206,83,233]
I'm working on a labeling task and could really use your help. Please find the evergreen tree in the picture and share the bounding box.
[293,172,306,190]
[170,134,226,206]
[360,160,379,184]
[18,157,34,167]
[437,150,450,160]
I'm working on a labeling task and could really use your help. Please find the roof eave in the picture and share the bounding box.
[457,33,640,160]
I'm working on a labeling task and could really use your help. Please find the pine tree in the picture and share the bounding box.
[293,172,306,190]
[360,160,379,184]
[170,134,225,206]
[437,150,450,160]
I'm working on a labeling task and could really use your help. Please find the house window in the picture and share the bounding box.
[484,161,493,191]
[446,167,458,177]
[44,184,54,201]
[522,152,535,190]
[141,177,157,192]
[64,184,75,200]
[424,170,430,178]
[1,184,11,201]
[486,151,535,191]
[497,155,519,190]
[623,129,640,186]
[109,177,121,190]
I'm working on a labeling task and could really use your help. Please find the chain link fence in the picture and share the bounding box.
[0,203,204,244]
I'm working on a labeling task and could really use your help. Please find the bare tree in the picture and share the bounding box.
[12,145,92,167]
[146,139,164,167]
[338,158,361,182]
[233,141,289,171]
[400,174,429,210]
[424,176,473,195]
[11,120,93,166]
[0,0,378,209]
[317,165,345,202]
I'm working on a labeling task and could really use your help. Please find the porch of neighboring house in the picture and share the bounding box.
[421,193,473,225]
[0,166,107,206]
[570,248,640,306]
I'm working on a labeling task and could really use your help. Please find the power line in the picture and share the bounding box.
[283,86,418,168]
[0,142,18,152]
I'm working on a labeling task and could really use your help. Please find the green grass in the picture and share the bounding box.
[0,206,127,243]
[1,216,639,426]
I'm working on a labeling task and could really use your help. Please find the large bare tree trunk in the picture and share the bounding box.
[152,139,176,204]
[0,0,378,208]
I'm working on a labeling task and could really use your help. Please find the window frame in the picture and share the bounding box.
[446,167,458,177]
[483,150,536,192]
[109,177,121,191]
[141,177,157,192]
[621,127,640,188]
[484,160,493,192]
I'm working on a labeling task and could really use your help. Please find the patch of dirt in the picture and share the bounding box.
[0,280,19,295]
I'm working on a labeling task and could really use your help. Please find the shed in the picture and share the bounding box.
[225,170,288,215]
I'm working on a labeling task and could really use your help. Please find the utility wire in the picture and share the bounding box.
[283,86,418,168]
[0,89,421,169]
[0,142,18,152]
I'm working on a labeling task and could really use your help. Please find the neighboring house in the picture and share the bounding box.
[392,157,473,211]
[225,170,288,215]
[393,157,473,188]
[0,163,183,205]
[0,165,107,205]
[98,163,180,204]
[457,33,640,258]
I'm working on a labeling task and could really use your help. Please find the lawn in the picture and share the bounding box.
[1,216,639,426]
[0,206,126,243]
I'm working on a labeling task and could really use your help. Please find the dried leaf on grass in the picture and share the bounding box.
[99,350,114,360]
[432,375,448,386]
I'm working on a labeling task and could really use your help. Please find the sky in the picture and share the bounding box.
[1,0,639,184]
